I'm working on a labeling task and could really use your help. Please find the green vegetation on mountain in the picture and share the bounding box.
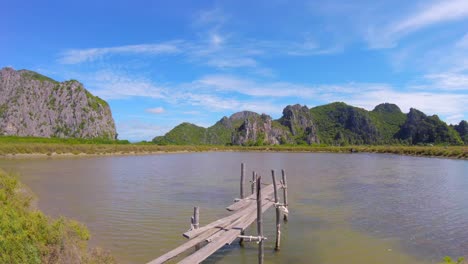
[396,109,462,145]
[453,120,468,144]
[154,102,466,147]
[370,103,407,143]
[0,170,114,264]
[152,122,206,145]
[310,102,380,145]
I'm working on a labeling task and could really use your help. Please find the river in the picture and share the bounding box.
[0,152,467,263]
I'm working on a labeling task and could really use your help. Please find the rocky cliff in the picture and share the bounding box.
[231,112,291,145]
[153,102,466,146]
[310,102,380,145]
[0,67,117,139]
[397,108,462,145]
[279,104,319,144]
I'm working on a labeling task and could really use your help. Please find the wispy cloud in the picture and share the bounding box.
[86,70,167,100]
[59,42,182,64]
[193,7,228,28]
[194,75,316,98]
[421,72,468,91]
[456,33,468,48]
[345,88,468,121]
[116,121,169,142]
[367,0,468,48]
[145,107,165,114]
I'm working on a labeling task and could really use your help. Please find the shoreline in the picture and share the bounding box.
[0,145,466,160]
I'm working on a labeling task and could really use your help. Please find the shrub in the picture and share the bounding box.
[0,170,115,264]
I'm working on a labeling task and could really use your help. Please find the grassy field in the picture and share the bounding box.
[0,136,466,159]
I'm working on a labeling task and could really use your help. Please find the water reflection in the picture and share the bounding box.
[0,153,466,263]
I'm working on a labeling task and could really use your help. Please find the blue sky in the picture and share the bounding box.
[2,0,468,141]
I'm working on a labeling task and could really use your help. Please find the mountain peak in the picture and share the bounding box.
[372,103,402,114]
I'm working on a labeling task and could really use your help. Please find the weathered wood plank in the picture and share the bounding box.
[151,196,275,264]
[178,200,274,264]
[184,186,275,239]
[147,227,222,264]
[183,202,256,239]
[226,184,275,212]
[205,198,273,243]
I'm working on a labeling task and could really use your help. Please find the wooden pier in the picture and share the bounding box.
[148,163,290,264]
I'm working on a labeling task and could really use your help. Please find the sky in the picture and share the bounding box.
[1,0,468,141]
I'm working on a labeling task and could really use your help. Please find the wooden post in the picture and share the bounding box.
[272,170,281,251]
[282,169,288,222]
[256,175,264,264]
[240,163,245,199]
[251,171,256,195]
[193,206,199,229]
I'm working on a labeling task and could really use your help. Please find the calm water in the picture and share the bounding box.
[0,153,467,263]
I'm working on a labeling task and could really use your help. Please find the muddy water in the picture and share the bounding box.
[1,152,467,263]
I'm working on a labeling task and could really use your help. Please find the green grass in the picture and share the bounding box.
[21,70,58,84]
[0,136,130,145]
[0,170,114,263]
[440,257,466,264]
[0,137,466,159]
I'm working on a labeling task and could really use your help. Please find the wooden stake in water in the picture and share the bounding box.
[256,175,264,264]
[272,170,281,251]
[193,206,199,229]
[240,163,245,199]
[281,169,288,222]
[251,171,256,195]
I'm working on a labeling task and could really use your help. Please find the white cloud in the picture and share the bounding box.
[194,7,227,27]
[445,114,465,125]
[456,33,468,48]
[116,121,170,142]
[344,88,468,119]
[195,75,317,98]
[391,0,468,34]
[145,107,165,114]
[181,93,279,114]
[210,33,224,46]
[367,0,468,48]
[422,72,468,91]
[205,57,257,68]
[85,70,167,100]
[58,36,340,72]
[59,42,181,64]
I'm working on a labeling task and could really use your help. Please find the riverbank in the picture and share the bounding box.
[0,169,115,264]
[0,141,466,159]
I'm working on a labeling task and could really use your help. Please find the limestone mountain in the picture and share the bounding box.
[231,112,291,145]
[370,103,407,143]
[278,104,319,144]
[397,108,463,145]
[153,111,293,145]
[396,108,462,145]
[153,102,466,146]
[310,102,380,145]
[0,67,117,139]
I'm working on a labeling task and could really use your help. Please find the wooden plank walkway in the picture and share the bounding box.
[147,164,289,264]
